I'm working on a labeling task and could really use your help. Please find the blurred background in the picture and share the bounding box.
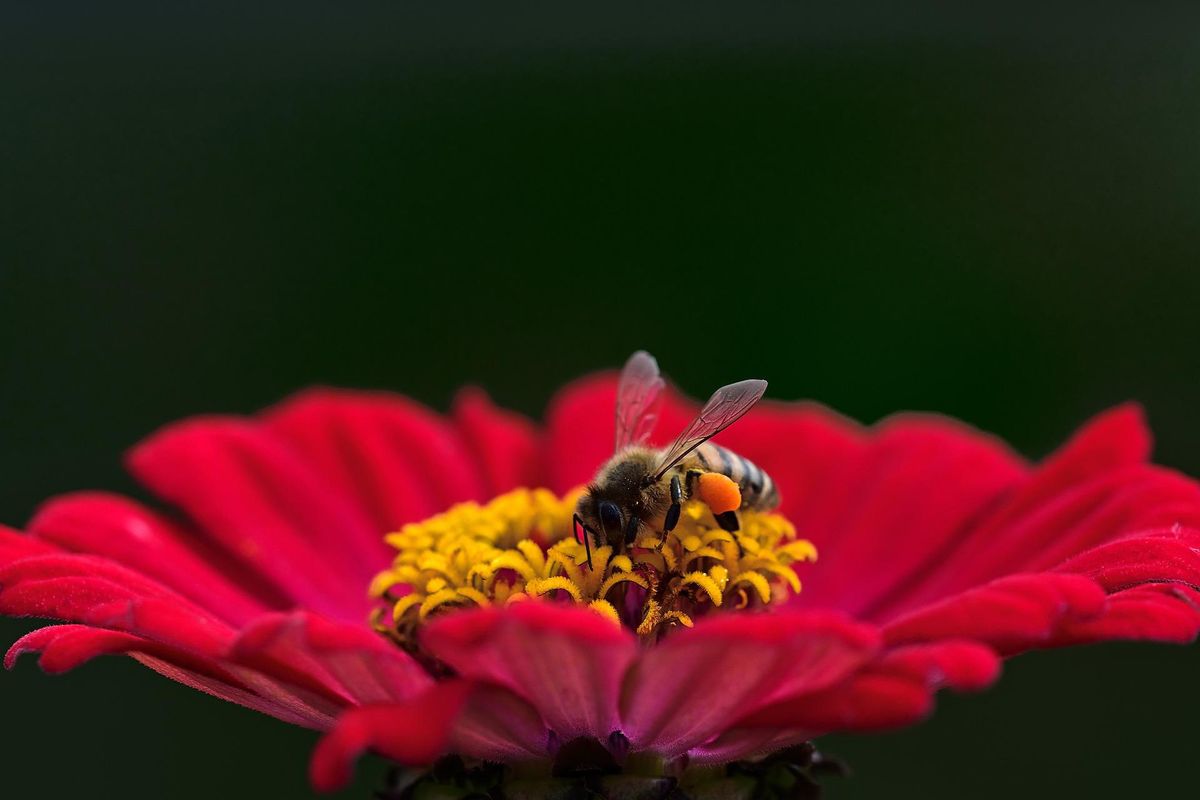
[3,3,1199,797]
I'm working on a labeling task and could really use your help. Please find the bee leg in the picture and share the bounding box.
[624,515,640,546]
[714,510,745,557]
[662,474,683,537]
[714,510,740,532]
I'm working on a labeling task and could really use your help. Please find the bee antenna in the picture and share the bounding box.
[573,513,594,570]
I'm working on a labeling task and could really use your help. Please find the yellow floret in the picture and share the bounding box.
[372,487,816,645]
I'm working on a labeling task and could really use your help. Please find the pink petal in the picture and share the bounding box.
[698,641,998,760]
[5,624,340,729]
[138,652,339,730]
[29,492,272,625]
[421,602,636,742]
[451,685,550,762]
[620,611,879,758]
[689,727,814,765]
[309,681,474,792]
[263,388,486,533]
[735,641,995,734]
[231,611,432,706]
[453,387,546,495]
[127,416,380,620]
[883,573,1106,655]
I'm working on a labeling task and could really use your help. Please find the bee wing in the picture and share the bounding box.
[653,378,767,478]
[614,350,666,452]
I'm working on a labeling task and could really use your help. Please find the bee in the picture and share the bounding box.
[573,351,779,567]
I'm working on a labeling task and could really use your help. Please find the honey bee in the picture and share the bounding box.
[573,351,779,567]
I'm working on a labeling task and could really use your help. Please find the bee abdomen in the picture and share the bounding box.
[693,443,779,511]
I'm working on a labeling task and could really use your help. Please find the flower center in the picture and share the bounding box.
[369,488,816,647]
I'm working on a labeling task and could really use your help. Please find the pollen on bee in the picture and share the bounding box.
[695,472,742,515]
[370,487,816,648]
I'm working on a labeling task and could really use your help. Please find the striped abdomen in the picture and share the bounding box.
[689,442,780,511]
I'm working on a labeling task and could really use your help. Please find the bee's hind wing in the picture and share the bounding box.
[614,350,666,452]
[652,379,767,479]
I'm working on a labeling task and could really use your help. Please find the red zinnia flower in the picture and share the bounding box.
[2,362,1198,795]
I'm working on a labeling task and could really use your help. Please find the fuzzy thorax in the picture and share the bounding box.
[370,488,817,647]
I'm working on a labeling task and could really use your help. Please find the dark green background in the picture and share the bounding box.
[3,4,1199,797]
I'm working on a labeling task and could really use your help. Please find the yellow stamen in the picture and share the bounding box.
[373,487,817,645]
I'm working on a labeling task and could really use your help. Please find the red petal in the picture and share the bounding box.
[7,624,171,673]
[421,601,636,742]
[1019,403,1152,494]
[1054,526,1200,591]
[876,640,1001,692]
[453,387,545,495]
[883,573,1106,655]
[620,611,879,758]
[712,399,866,524]
[740,670,932,732]
[0,525,58,561]
[29,492,271,625]
[264,388,486,532]
[127,416,380,620]
[937,465,1200,593]
[309,681,474,792]
[545,374,628,492]
[895,405,1178,609]
[785,415,1025,618]
[0,555,237,657]
[731,640,998,736]
[1054,584,1200,645]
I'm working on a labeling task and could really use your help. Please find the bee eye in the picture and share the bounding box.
[598,501,623,534]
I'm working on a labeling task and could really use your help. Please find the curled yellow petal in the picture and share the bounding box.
[682,572,723,606]
[732,571,773,604]
[455,586,491,607]
[589,599,621,625]
[391,592,425,622]
[526,576,584,602]
[489,551,538,582]
[597,571,649,599]
[419,588,467,620]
